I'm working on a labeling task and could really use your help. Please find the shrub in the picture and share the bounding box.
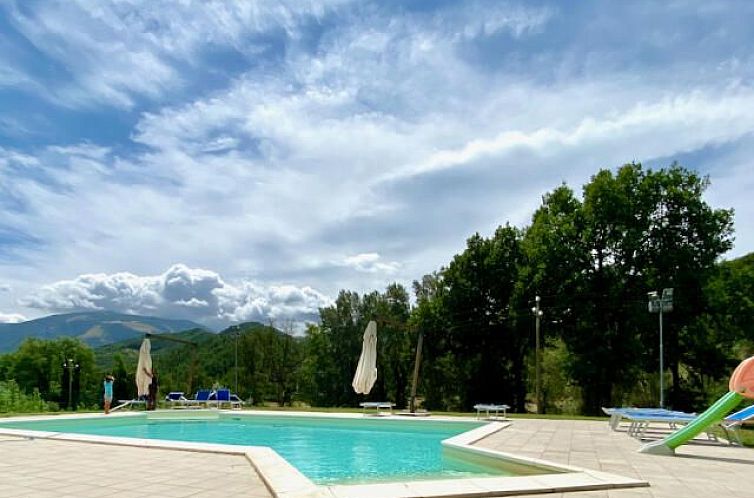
[0,380,55,413]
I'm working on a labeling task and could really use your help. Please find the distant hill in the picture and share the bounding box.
[0,311,211,352]
[93,327,217,370]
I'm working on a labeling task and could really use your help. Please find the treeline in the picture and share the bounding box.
[0,324,303,411]
[0,337,97,410]
[1,163,752,416]
[302,163,751,415]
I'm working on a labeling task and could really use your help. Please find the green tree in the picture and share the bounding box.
[521,163,733,413]
[3,337,97,409]
[410,272,457,410]
[636,164,734,408]
[301,285,413,407]
[421,225,524,411]
[682,252,754,402]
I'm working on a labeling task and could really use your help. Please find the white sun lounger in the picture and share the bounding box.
[473,404,509,419]
[112,399,146,412]
[602,407,688,431]
[619,412,720,441]
[360,402,394,415]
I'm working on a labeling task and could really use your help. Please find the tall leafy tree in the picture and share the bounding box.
[365,284,413,407]
[516,185,585,412]
[302,286,413,407]
[636,164,734,407]
[302,291,366,407]
[522,163,733,413]
[410,273,457,410]
[436,225,524,410]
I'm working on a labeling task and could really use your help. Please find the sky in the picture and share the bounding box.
[0,0,752,330]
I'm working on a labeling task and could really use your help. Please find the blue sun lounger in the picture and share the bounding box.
[165,392,188,403]
[215,388,243,409]
[182,389,213,407]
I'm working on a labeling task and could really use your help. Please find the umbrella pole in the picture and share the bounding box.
[409,329,424,413]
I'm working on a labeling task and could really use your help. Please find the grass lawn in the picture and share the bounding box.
[0,410,100,418]
[740,427,754,446]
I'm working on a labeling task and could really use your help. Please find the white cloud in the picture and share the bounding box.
[702,142,754,258]
[218,283,333,325]
[343,253,400,274]
[451,2,554,40]
[0,312,25,323]
[0,65,32,88]
[2,0,354,108]
[19,264,332,329]
[390,90,754,181]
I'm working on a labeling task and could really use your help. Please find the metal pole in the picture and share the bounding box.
[67,359,73,410]
[235,328,239,395]
[534,296,542,415]
[659,306,664,408]
[409,329,424,413]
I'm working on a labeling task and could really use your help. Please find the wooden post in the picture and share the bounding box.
[409,329,424,413]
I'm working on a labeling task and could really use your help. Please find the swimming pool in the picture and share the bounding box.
[0,412,550,484]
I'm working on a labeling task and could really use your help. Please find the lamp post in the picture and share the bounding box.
[647,288,673,408]
[531,296,544,414]
[62,358,78,410]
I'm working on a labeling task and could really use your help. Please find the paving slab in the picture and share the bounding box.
[0,436,271,498]
[475,418,754,498]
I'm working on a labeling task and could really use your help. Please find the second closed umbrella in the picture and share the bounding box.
[352,320,378,394]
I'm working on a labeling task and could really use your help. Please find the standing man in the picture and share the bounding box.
[148,369,159,411]
[103,375,115,414]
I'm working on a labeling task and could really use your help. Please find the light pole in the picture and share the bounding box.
[648,288,673,408]
[531,296,544,414]
[62,358,78,410]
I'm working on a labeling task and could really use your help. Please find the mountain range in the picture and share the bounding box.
[0,311,210,353]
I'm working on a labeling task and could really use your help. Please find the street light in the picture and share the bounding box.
[531,296,544,414]
[648,288,673,408]
[62,358,79,410]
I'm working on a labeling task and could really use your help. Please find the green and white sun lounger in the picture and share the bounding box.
[721,404,754,445]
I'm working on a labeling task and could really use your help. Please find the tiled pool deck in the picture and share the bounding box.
[0,414,751,497]
[475,418,754,498]
[0,433,269,498]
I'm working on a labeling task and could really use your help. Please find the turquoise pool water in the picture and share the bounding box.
[0,414,544,484]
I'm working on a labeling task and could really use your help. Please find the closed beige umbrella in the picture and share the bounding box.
[352,321,378,394]
[135,338,153,397]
